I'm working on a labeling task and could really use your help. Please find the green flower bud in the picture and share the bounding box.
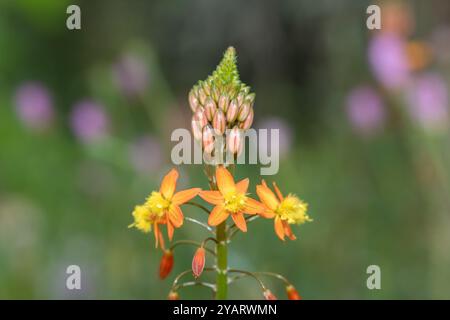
[204,97,217,122]
[218,94,230,113]
[237,101,251,122]
[227,99,239,123]
[239,107,254,130]
[213,109,226,135]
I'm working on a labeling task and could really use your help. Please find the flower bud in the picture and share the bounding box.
[263,289,277,300]
[218,94,230,113]
[226,99,239,123]
[192,247,206,278]
[191,116,203,141]
[213,109,226,135]
[237,101,251,122]
[204,98,217,122]
[245,93,256,104]
[239,108,254,130]
[198,87,207,105]
[237,92,246,107]
[286,285,302,300]
[193,107,208,129]
[227,126,243,155]
[168,290,179,300]
[202,125,215,154]
[159,250,174,279]
[212,85,220,102]
[189,89,199,113]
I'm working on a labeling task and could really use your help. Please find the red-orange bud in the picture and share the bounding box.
[159,250,174,279]
[168,290,179,300]
[192,247,206,278]
[263,289,277,300]
[286,285,302,300]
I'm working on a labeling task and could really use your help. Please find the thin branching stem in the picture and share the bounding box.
[228,269,266,290]
[227,215,260,240]
[173,281,216,292]
[169,240,216,256]
[185,217,214,234]
[184,201,211,215]
[172,268,216,289]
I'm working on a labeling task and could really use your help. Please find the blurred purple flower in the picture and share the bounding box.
[346,86,385,136]
[14,82,54,131]
[129,135,163,174]
[70,100,109,143]
[407,73,449,132]
[256,117,294,158]
[368,33,410,89]
[113,54,149,97]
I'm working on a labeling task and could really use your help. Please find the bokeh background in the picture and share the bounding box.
[1,0,450,299]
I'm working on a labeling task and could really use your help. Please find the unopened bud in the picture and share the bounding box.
[237,101,251,122]
[204,98,217,122]
[237,92,246,107]
[193,107,208,128]
[226,99,239,123]
[198,87,207,105]
[168,291,179,300]
[202,125,215,154]
[189,89,199,112]
[286,285,302,300]
[245,93,256,104]
[212,85,221,102]
[159,250,174,279]
[213,109,226,135]
[227,126,243,155]
[218,94,230,113]
[192,247,206,278]
[263,289,277,300]
[191,117,203,141]
[239,107,254,130]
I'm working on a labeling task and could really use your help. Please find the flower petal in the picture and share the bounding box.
[160,168,179,200]
[208,205,229,226]
[272,181,284,202]
[231,212,247,232]
[154,223,166,249]
[274,216,285,241]
[236,178,249,194]
[199,190,224,205]
[216,166,235,195]
[172,188,201,205]
[168,205,184,228]
[256,184,279,211]
[283,221,296,240]
[243,198,266,215]
[260,209,276,219]
[167,219,174,241]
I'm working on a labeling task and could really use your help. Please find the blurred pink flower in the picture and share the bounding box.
[346,86,385,136]
[113,54,149,97]
[14,82,54,131]
[257,117,294,158]
[129,135,163,174]
[368,33,410,89]
[407,73,449,132]
[70,100,109,143]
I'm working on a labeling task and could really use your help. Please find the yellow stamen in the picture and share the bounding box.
[223,191,247,213]
[276,194,311,225]
[145,191,171,218]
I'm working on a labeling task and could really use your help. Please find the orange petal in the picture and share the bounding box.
[236,178,249,194]
[261,179,268,187]
[231,213,247,232]
[160,168,179,200]
[283,221,296,240]
[272,181,284,202]
[256,184,279,211]
[216,166,235,195]
[259,209,276,219]
[199,190,224,205]
[208,205,229,226]
[274,216,285,241]
[167,219,174,241]
[168,205,184,228]
[172,188,201,205]
[243,198,266,215]
[154,223,165,249]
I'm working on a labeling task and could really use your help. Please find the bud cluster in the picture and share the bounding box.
[189,47,255,155]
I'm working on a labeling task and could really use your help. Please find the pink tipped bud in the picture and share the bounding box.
[168,291,179,300]
[202,125,215,154]
[193,108,208,128]
[204,98,217,122]
[263,289,277,300]
[237,101,251,122]
[237,92,246,107]
[286,285,302,300]
[189,90,199,112]
[226,99,239,123]
[198,87,207,105]
[239,107,254,130]
[218,94,230,113]
[159,250,174,279]
[227,126,243,155]
[192,247,206,278]
[191,117,203,141]
[213,109,226,135]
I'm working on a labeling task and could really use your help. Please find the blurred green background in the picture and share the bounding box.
[1,0,450,299]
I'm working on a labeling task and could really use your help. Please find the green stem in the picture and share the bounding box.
[215,221,228,299]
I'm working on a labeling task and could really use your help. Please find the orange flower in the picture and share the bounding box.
[199,166,265,231]
[256,180,311,241]
[129,168,201,248]
[192,247,206,278]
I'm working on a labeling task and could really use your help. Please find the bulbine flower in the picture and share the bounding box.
[256,180,311,241]
[199,166,265,231]
[192,247,206,278]
[129,168,201,248]
[159,250,174,279]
